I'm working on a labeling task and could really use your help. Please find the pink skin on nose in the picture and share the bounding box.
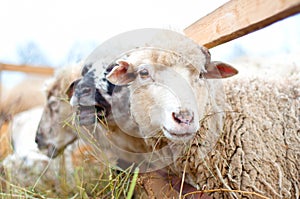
[172,110,194,125]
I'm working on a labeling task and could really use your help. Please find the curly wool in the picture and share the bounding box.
[168,74,300,199]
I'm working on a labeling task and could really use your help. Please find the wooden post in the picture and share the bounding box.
[184,0,300,48]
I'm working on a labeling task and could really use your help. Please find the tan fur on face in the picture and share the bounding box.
[123,48,191,70]
[37,63,83,156]
[108,48,206,139]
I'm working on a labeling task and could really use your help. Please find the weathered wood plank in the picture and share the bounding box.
[0,63,54,75]
[184,0,300,48]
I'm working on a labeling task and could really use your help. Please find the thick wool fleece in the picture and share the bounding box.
[169,75,300,199]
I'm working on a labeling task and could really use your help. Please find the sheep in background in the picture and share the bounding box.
[72,43,299,198]
[0,77,46,127]
[34,61,130,168]
[0,77,53,191]
[1,106,58,194]
[0,77,46,160]
[35,63,82,157]
[7,106,46,161]
[34,62,113,166]
[33,63,153,198]
[34,62,110,184]
[0,78,59,193]
[1,64,105,197]
[35,60,150,166]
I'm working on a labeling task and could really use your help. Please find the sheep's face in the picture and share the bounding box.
[105,49,205,142]
[70,67,114,126]
[106,48,238,142]
[71,47,237,144]
[35,92,77,158]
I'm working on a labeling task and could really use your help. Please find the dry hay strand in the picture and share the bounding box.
[182,188,270,199]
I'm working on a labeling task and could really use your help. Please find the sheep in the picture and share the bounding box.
[9,106,46,160]
[34,62,125,164]
[33,63,174,198]
[33,61,145,166]
[0,64,104,197]
[35,63,82,157]
[0,77,46,160]
[0,106,56,192]
[0,78,53,187]
[70,46,236,168]
[0,77,46,127]
[70,32,299,198]
[33,62,116,181]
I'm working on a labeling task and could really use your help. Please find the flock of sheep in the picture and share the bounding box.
[0,29,299,199]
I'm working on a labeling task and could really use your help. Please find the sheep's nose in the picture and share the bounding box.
[35,132,46,149]
[172,109,194,125]
[35,133,42,144]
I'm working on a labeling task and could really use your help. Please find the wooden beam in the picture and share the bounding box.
[0,63,54,75]
[184,0,300,48]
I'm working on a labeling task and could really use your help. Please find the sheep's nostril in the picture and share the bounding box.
[35,133,41,144]
[172,110,194,125]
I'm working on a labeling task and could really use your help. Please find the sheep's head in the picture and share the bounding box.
[35,74,81,158]
[105,48,237,142]
[70,63,115,126]
[68,29,238,171]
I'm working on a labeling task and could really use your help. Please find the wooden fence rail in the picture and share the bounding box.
[184,0,300,48]
[0,63,54,75]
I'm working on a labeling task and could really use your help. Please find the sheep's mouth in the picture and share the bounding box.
[46,144,62,158]
[77,105,107,125]
[47,135,77,158]
[37,143,62,158]
[162,126,195,141]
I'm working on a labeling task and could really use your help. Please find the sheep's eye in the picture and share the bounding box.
[48,99,59,110]
[138,69,150,78]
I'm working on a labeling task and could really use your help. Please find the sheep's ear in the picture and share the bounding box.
[65,79,81,100]
[202,61,238,79]
[106,60,136,85]
[81,63,92,76]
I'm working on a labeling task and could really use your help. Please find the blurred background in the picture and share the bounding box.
[1,0,300,88]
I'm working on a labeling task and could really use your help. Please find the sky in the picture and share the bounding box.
[0,0,230,65]
[1,0,300,87]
